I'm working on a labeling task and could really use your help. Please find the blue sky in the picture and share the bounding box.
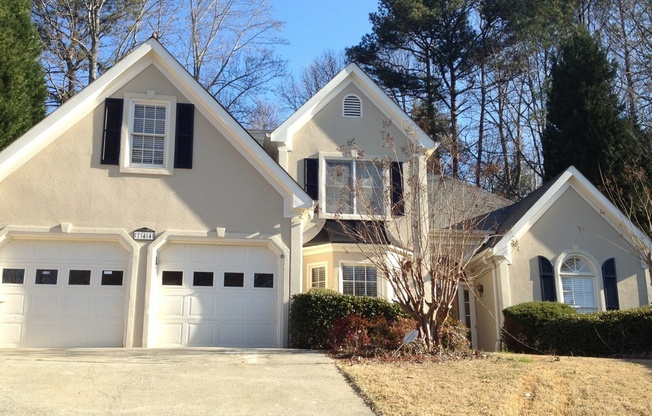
[271,0,378,76]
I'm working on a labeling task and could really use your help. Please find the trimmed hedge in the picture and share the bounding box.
[289,289,408,349]
[502,301,577,353]
[539,307,652,356]
[503,302,652,357]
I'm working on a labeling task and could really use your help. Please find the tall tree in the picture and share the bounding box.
[0,0,46,149]
[347,0,478,178]
[32,0,149,107]
[542,26,632,185]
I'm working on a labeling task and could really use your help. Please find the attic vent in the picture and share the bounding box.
[342,94,362,118]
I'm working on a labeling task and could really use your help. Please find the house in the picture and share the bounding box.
[0,39,649,350]
[269,63,436,299]
[0,38,312,348]
[466,167,652,351]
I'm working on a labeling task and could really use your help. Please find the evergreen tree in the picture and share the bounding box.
[542,27,633,185]
[0,0,46,149]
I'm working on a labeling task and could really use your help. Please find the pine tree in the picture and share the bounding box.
[0,0,46,149]
[542,26,633,185]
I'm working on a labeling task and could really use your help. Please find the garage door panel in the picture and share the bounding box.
[1,323,21,346]
[158,295,185,317]
[187,323,215,346]
[2,241,30,261]
[25,323,57,347]
[218,297,246,319]
[94,295,126,317]
[60,321,90,343]
[249,324,277,347]
[191,245,219,262]
[222,246,248,264]
[63,295,92,316]
[33,241,64,261]
[91,322,124,347]
[218,323,246,347]
[157,323,184,345]
[29,295,60,316]
[2,294,25,315]
[188,295,214,317]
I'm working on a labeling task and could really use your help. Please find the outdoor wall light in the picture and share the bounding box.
[476,284,484,296]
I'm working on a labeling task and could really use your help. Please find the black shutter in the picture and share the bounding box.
[391,161,404,216]
[538,256,557,302]
[602,258,620,310]
[101,98,123,165]
[304,158,319,200]
[175,103,195,169]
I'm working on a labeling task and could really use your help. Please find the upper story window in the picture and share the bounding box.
[342,94,362,118]
[303,157,403,217]
[122,93,176,174]
[560,256,597,314]
[101,94,195,174]
[324,158,385,216]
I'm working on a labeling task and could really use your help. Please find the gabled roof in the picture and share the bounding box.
[480,166,652,260]
[0,38,312,218]
[271,63,435,150]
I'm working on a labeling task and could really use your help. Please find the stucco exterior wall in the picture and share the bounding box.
[286,84,417,183]
[0,64,288,238]
[507,186,650,310]
[473,268,499,351]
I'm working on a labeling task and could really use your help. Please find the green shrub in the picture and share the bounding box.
[502,302,577,353]
[289,289,408,349]
[539,307,652,357]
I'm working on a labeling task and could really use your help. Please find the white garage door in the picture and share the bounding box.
[0,239,129,348]
[152,243,279,348]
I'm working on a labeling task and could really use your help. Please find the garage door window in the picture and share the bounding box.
[224,272,244,287]
[69,270,91,285]
[2,268,24,284]
[162,271,183,286]
[35,269,58,285]
[193,271,213,287]
[102,270,124,286]
[254,273,274,288]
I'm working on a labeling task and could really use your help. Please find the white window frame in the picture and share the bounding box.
[342,94,363,118]
[121,92,177,175]
[308,262,327,289]
[554,250,605,313]
[319,153,388,219]
[339,262,378,297]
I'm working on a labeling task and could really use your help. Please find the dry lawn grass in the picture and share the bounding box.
[338,353,652,416]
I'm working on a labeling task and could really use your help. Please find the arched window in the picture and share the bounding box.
[342,94,362,118]
[560,256,597,313]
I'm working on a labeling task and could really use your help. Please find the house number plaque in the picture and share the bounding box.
[133,227,155,241]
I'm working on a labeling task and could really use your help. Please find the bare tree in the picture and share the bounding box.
[33,0,150,107]
[162,0,287,122]
[329,136,504,352]
[245,98,280,130]
[278,49,348,113]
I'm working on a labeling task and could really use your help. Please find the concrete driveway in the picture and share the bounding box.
[0,348,376,416]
